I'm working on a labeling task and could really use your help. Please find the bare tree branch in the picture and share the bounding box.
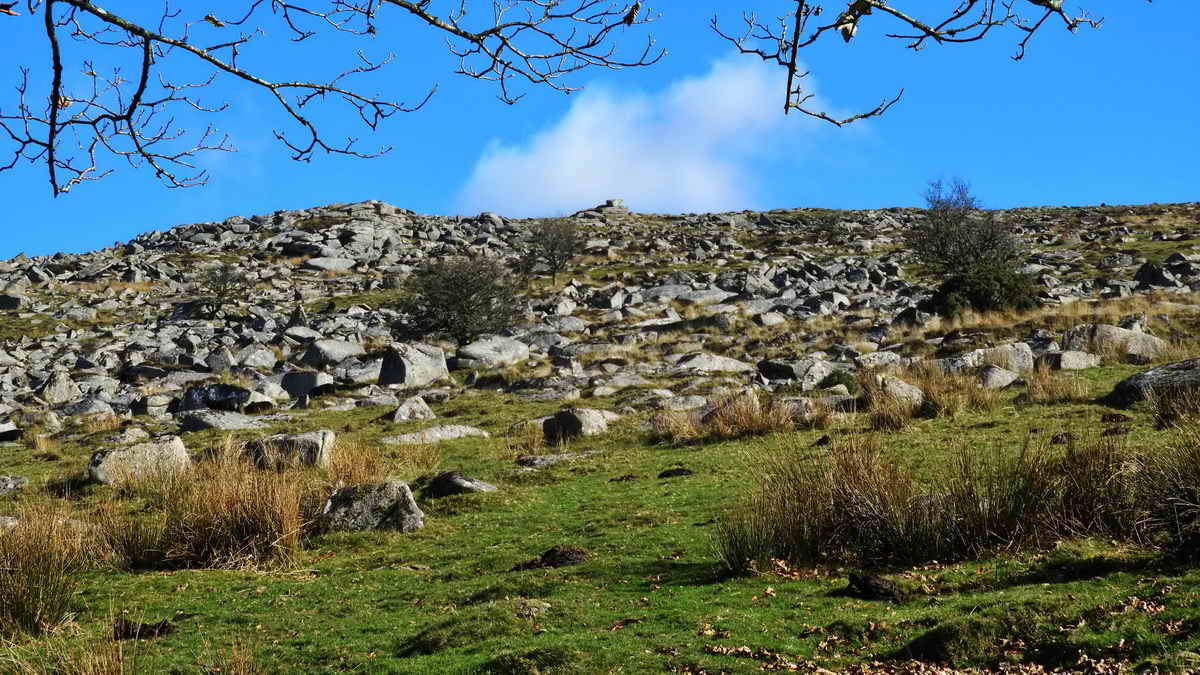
[0,0,663,196]
[712,1,1122,123]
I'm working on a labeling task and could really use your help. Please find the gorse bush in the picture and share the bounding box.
[928,263,1041,317]
[394,257,524,346]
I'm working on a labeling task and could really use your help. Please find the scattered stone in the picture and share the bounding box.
[0,475,28,496]
[321,479,425,532]
[88,436,192,484]
[246,430,336,469]
[979,365,1019,390]
[388,396,435,422]
[420,471,498,499]
[1038,350,1101,371]
[177,410,266,432]
[1106,358,1200,408]
[382,424,490,445]
[379,343,449,388]
[458,336,530,368]
[543,408,611,444]
[1063,323,1165,364]
[676,352,754,373]
[657,467,693,479]
[512,545,589,571]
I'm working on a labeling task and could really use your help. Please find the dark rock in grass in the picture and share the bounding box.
[846,573,903,602]
[657,468,693,479]
[0,421,22,442]
[512,545,589,571]
[421,471,498,499]
[1101,412,1133,424]
[113,617,174,640]
[1105,358,1200,408]
[321,479,425,533]
[542,408,610,444]
[0,475,28,496]
[1050,432,1075,445]
[176,383,251,412]
[609,474,639,482]
[515,452,579,469]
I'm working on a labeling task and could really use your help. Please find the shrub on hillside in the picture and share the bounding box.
[716,435,1142,573]
[927,264,1041,317]
[905,178,1040,316]
[520,218,582,284]
[393,257,525,346]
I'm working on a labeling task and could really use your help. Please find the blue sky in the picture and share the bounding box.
[1,1,1195,258]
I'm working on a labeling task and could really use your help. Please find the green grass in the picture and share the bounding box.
[6,363,1200,672]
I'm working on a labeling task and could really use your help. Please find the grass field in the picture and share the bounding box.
[6,360,1200,674]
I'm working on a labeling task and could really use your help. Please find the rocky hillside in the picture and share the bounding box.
[4,198,1200,672]
[1,198,1198,437]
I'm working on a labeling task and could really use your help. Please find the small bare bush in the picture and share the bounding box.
[907,366,1001,419]
[0,504,102,637]
[108,442,313,570]
[384,442,442,479]
[717,434,1143,573]
[1149,386,1200,429]
[328,438,382,487]
[0,637,132,674]
[653,391,796,444]
[499,421,549,460]
[1026,363,1091,404]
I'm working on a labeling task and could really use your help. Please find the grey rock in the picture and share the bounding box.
[458,336,530,368]
[676,352,754,373]
[873,375,924,407]
[39,371,80,406]
[855,351,902,370]
[246,430,336,469]
[321,479,425,533]
[389,396,435,422]
[177,410,266,432]
[178,383,251,412]
[302,257,357,273]
[379,343,448,388]
[655,395,708,412]
[301,339,365,367]
[758,357,835,390]
[0,475,28,496]
[979,365,1020,389]
[382,424,490,445]
[1062,323,1165,364]
[88,436,192,484]
[280,371,335,399]
[0,421,23,442]
[1038,351,1101,370]
[421,471,498,498]
[1106,358,1200,408]
[543,408,611,444]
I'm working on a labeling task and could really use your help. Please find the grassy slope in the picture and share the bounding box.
[6,365,1200,673]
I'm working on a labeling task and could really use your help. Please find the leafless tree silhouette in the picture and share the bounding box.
[0,1,1147,196]
[712,0,1125,125]
[0,0,663,195]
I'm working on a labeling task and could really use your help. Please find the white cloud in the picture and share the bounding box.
[456,55,833,216]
